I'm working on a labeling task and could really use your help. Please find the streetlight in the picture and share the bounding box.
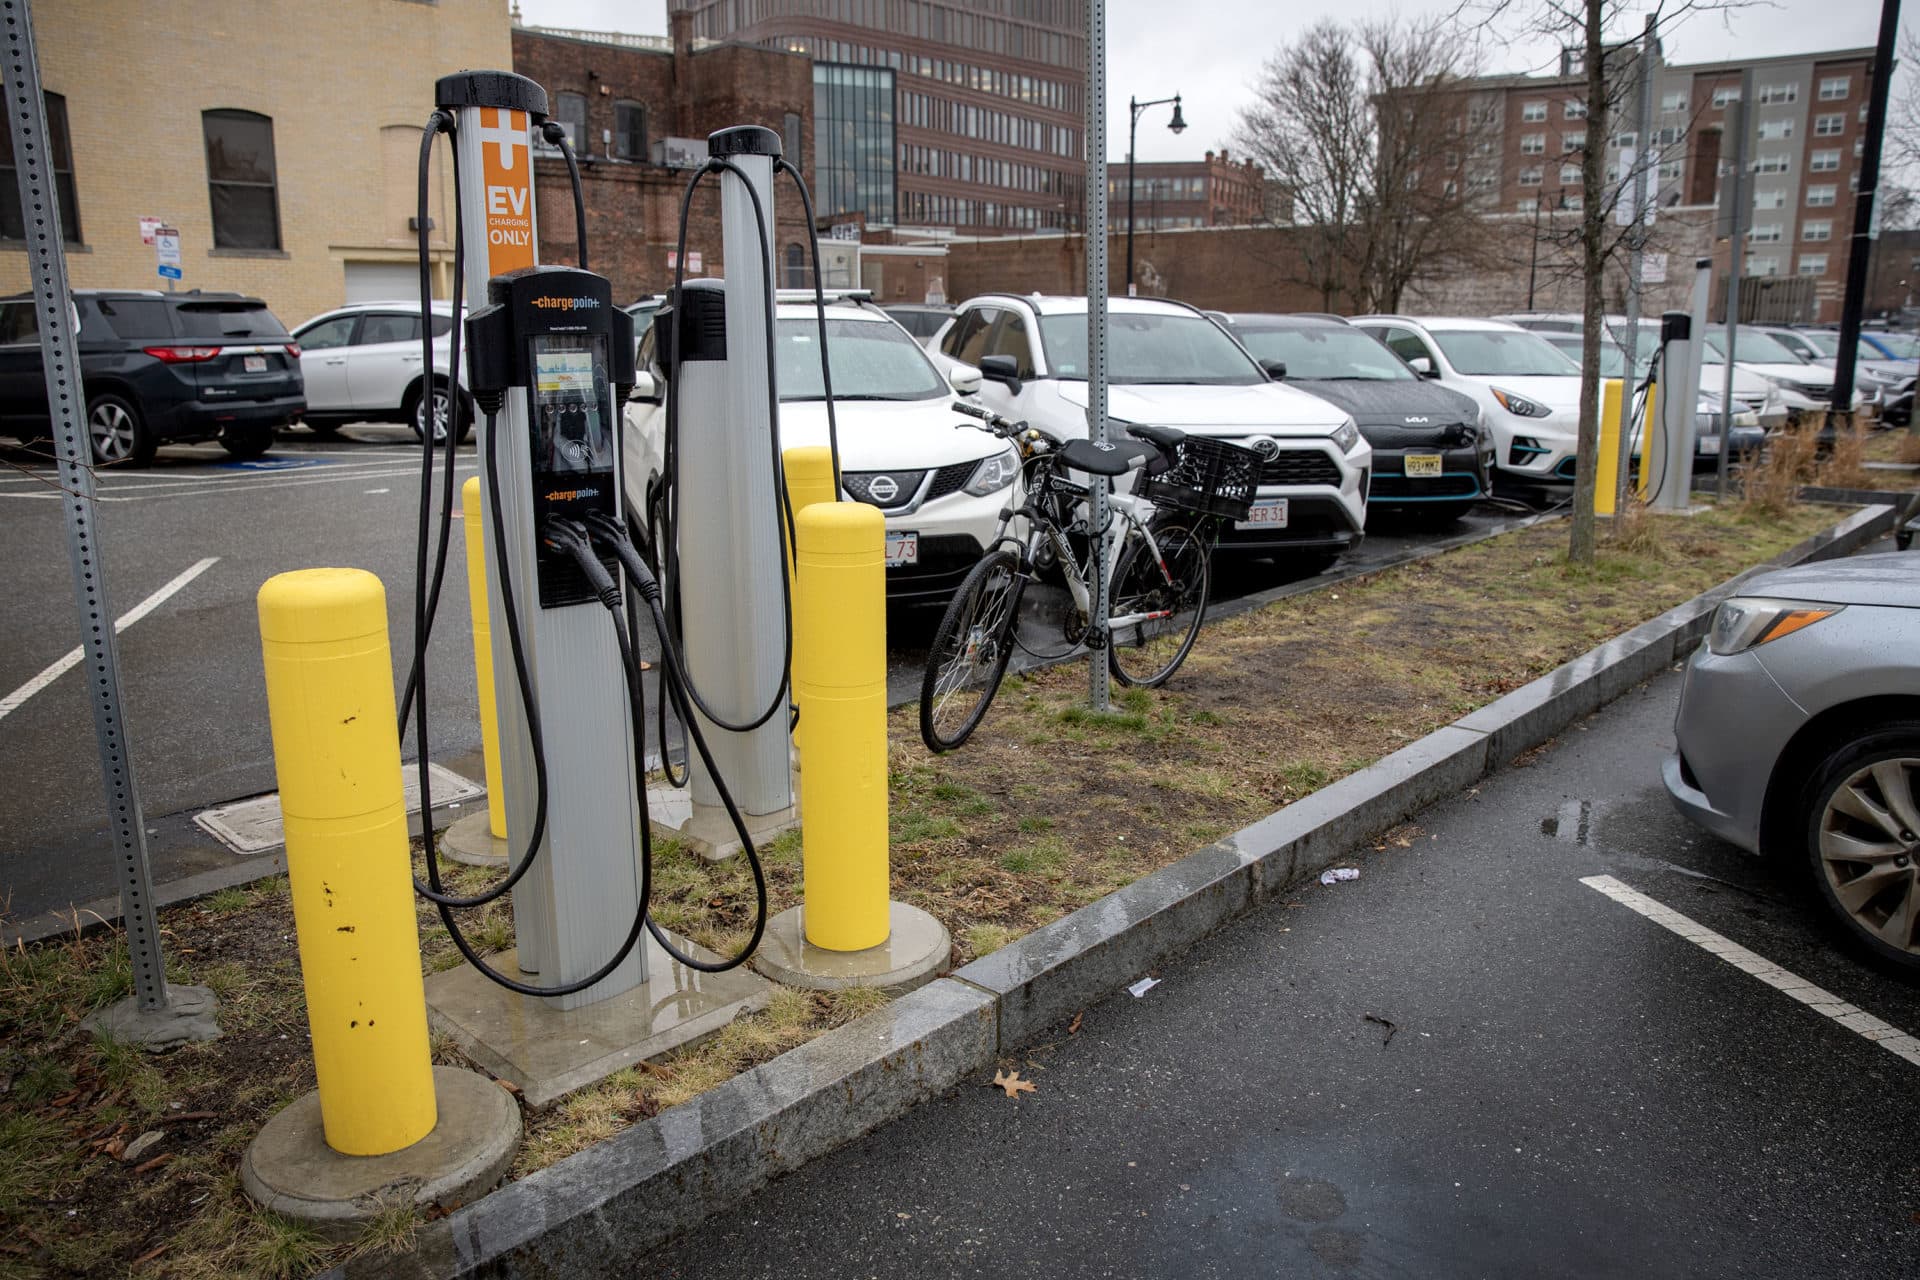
[1126,93,1185,297]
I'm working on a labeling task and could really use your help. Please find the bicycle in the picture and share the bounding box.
[918,401,1260,753]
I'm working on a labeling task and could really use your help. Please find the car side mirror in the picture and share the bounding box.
[630,369,660,403]
[977,353,1023,395]
[1407,356,1436,377]
[947,362,983,395]
[1259,359,1287,380]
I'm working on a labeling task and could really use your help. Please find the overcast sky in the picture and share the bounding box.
[519,0,1900,163]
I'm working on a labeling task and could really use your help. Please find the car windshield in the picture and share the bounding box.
[1703,328,1804,364]
[173,301,288,339]
[1801,331,1894,361]
[1546,336,1649,381]
[775,316,947,401]
[1868,331,1920,359]
[1038,312,1265,385]
[1231,324,1413,381]
[885,308,951,339]
[1429,329,1579,377]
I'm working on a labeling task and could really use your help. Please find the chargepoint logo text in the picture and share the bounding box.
[477,107,535,275]
[530,296,604,312]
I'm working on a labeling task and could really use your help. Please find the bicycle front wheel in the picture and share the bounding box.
[1108,520,1211,688]
[920,548,1026,752]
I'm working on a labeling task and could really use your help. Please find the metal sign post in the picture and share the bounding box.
[1084,0,1111,714]
[1716,71,1753,501]
[2,0,216,1045]
[154,226,182,289]
[1613,16,1657,514]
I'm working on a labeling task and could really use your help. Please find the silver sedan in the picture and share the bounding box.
[1665,552,1920,974]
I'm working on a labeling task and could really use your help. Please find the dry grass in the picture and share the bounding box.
[0,497,1846,1278]
[1819,417,1871,491]
[1744,422,1821,516]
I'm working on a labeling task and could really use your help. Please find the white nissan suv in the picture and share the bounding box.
[1351,316,1583,485]
[623,292,1019,606]
[931,294,1371,565]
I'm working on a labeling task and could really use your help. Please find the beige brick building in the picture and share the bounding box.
[1,0,512,328]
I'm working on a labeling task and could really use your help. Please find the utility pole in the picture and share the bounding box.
[1830,0,1900,423]
[1614,14,1657,515]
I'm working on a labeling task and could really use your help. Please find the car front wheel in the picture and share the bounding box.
[87,392,156,467]
[1803,726,1920,975]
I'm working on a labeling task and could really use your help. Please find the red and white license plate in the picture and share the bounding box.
[1235,499,1288,530]
[885,531,919,567]
[243,355,267,373]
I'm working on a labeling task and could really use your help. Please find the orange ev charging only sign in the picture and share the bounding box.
[475,107,534,275]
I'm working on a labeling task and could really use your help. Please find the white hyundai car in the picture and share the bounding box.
[623,293,1018,606]
[929,294,1371,566]
[291,301,469,442]
[1351,316,1583,486]
[1702,325,1863,423]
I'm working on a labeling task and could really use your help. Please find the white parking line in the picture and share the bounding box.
[0,462,470,504]
[1581,874,1920,1068]
[0,556,219,722]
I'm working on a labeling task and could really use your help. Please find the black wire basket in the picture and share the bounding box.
[1138,436,1261,521]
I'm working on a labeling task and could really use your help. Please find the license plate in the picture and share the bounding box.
[1235,498,1288,530]
[1698,435,1721,455]
[885,530,919,567]
[243,355,266,372]
[1404,453,1443,477]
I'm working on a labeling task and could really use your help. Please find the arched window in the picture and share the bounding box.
[203,109,281,249]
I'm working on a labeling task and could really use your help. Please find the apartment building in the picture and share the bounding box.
[1107,151,1266,231]
[1452,44,1876,323]
[668,0,1086,233]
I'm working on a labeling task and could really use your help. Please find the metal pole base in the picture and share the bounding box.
[646,773,801,864]
[440,810,510,868]
[239,1066,521,1242]
[80,985,221,1050]
[751,902,950,995]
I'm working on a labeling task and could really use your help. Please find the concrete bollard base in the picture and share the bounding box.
[439,810,508,868]
[240,1066,521,1243]
[752,902,950,994]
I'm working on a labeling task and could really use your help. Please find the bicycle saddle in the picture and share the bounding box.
[1124,423,1186,454]
[1056,437,1154,477]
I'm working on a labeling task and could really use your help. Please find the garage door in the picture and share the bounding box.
[342,261,423,304]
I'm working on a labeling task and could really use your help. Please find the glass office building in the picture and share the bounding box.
[672,0,1086,232]
[815,63,897,225]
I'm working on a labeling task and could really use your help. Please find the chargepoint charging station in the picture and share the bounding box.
[1650,310,1700,512]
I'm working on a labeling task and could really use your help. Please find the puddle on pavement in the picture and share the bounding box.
[1540,798,1594,846]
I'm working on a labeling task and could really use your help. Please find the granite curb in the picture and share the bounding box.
[329,502,1894,1278]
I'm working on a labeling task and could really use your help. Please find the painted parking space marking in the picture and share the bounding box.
[214,457,335,472]
[1581,874,1920,1068]
[0,556,219,722]
[0,460,471,503]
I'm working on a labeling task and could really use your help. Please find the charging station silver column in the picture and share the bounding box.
[442,73,647,1008]
[1652,312,1698,512]
[678,126,794,820]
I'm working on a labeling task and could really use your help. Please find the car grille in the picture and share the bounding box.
[1370,472,1481,500]
[923,460,976,502]
[1223,443,1341,487]
[842,461,976,510]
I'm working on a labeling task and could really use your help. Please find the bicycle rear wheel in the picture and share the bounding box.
[920,548,1026,752]
[1108,520,1211,688]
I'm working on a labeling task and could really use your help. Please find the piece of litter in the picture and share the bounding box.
[1320,867,1360,886]
[1127,977,1160,998]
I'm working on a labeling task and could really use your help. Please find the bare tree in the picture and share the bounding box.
[1232,17,1491,313]
[1885,28,1920,176]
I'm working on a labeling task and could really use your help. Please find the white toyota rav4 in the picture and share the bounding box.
[930,295,1371,565]
[623,293,1019,606]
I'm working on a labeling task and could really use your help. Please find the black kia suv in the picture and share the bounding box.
[0,289,305,466]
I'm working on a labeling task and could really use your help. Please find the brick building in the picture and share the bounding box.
[668,0,1086,234]
[512,16,814,302]
[0,0,510,327]
[1107,150,1266,231]
[1449,43,1878,323]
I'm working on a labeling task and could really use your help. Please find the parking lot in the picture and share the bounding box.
[0,427,1544,936]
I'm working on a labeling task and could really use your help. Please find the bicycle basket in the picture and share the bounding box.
[1137,436,1260,520]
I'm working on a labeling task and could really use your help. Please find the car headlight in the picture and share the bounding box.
[1707,596,1842,656]
[963,446,1020,496]
[1490,386,1550,418]
[1766,375,1811,399]
[1330,419,1361,453]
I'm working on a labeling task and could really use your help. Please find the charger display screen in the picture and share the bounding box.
[529,332,617,607]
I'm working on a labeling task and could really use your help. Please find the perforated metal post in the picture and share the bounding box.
[1084,0,1111,714]
[3,0,166,1010]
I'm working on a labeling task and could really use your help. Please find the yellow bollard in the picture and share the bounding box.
[257,569,436,1157]
[1595,378,1624,517]
[782,445,839,575]
[462,477,506,841]
[793,501,890,951]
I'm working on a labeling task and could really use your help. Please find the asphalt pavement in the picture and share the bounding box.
[0,420,1537,931]
[640,665,1920,1280]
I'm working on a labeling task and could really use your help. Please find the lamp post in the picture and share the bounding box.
[1126,93,1185,297]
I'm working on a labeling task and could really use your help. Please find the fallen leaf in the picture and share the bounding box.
[992,1069,1036,1100]
[131,1243,167,1270]
[1067,1011,1083,1035]
[132,1153,174,1175]
[494,1079,523,1096]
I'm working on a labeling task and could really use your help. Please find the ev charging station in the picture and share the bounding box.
[1650,310,1700,512]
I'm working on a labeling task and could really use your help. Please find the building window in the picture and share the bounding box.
[551,92,587,152]
[1611,131,1633,149]
[1813,113,1845,136]
[1753,153,1790,174]
[1803,219,1832,241]
[202,109,280,250]
[1516,198,1537,212]
[1807,184,1837,206]
[1755,189,1786,209]
[1809,149,1840,172]
[813,63,896,225]
[1747,256,1779,276]
[1563,192,1584,211]
[783,112,802,170]
[1748,223,1781,243]
[1757,83,1798,105]
[1712,86,1741,108]
[1798,253,1829,276]
[1661,91,1688,112]
[1757,119,1793,140]
[612,101,646,160]
[1659,160,1682,180]
[783,243,806,287]
[0,91,80,243]
[1563,132,1586,153]
[1563,99,1586,119]
[1819,76,1850,100]
[1521,100,1547,122]
[1518,166,1542,187]
[1560,164,1582,186]
[1855,137,1865,158]
[1520,133,1545,155]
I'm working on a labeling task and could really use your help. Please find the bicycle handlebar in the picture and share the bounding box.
[951,399,1064,449]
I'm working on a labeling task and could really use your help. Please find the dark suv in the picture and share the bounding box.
[0,289,304,466]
